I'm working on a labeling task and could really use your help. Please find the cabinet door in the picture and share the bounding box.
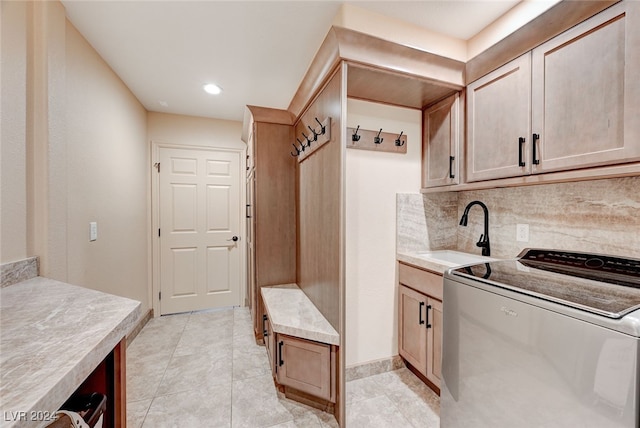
[426,297,442,388]
[264,314,276,374]
[423,93,460,188]
[532,2,640,173]
[398,285,428,377]
[276,335,332,401]
[467,53,532,182]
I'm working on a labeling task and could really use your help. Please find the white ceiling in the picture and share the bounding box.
[61,1,522,122]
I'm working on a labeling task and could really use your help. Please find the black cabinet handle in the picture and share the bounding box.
[426,304,432,329]
[262,314,267,338]
[246,204,251,218]
[518,137,526,167]
[419,301,425,325]
[278,341,284,367]
[449,156,455,179]
[532,133,540,165]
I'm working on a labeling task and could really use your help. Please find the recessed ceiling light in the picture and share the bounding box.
[203,83,222,95]
[158,100,169,107]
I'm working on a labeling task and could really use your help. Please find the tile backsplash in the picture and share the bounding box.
[1,256,39,288]
[398,176,640,260]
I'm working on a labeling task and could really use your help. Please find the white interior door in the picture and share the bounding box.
[159,147,241,315]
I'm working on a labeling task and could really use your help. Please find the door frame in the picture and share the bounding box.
[151,141,247,317]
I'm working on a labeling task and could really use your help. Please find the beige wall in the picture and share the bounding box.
[1,1,29,262]
[345,99,422,367]
[0,2,151,313]
[65,20,150,311]
[148,112,244,150]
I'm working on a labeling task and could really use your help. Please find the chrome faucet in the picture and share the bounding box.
[459,200,490,257]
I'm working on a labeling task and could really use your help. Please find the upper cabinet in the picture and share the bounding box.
[423,93,461,188]
[531,2,640,173]
[467,54,531,182]
[466,1,640,183]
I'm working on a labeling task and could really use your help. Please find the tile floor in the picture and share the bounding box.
[126,306,439,427]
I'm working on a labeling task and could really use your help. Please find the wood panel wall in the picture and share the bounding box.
[296,66,345,333]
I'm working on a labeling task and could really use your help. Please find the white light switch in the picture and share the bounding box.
[90,222,98,241]
[516,223,529,242]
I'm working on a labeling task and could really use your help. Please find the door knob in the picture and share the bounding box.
[227,236,239,242]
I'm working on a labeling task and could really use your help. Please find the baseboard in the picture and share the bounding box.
[345,355,405,382]
[126,308,153,347]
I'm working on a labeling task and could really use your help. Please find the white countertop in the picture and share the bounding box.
[0,277,141,428]
[397,250,495,274]
[261,284,339,346]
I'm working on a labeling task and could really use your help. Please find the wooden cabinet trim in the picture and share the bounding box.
[398,262,443,301]
[466,1,618,84]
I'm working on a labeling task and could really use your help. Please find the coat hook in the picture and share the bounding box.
[302,132,312,146]
[395,131,405,147]
[315,117,326,134]
[296,138,306,151]
[307,125,319,141]
[374,128,383,144]
[352,125,361,142]
[290,143,301,157]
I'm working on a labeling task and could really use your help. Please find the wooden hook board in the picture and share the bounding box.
[297,117,331,163]
[346,127,407,154]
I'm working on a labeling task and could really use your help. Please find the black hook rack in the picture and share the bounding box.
[302,132,313,146]
[307,125,319,141]
[352,125,361,142]
[291,116,332,163]
[374,129,383,145]
[346,126,407,154]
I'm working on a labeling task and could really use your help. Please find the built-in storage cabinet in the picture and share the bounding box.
[466,53,532,182]
[263,314,276,373]
[276,335,334,402]
[466,2,640,183]
[397,262,443,392]
[261,287,338,408]
[423,93,461,188]
[242,107,296,342]
[531,3,640,173]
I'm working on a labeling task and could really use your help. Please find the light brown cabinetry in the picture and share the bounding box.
[423,93,462,188]
[531,2,640,173]
[466,53,531,182]
[398,263,443,392]
[262,315,336,404]
[276,335,334,402]
[243,107,296,341]
[466,2,640,183]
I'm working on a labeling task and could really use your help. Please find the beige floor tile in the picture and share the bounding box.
[231,374,296,428]
[156,349,232,396]
[142,383,231,428]
[345,375,385,405]
[126,399,152,428]
[346,395,413,428]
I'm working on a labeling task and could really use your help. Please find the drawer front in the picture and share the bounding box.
[399,262,443,300]
[277,335,333,401]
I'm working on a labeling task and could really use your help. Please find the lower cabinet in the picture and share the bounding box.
[398,263,443,392]
[262,315,336,403]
